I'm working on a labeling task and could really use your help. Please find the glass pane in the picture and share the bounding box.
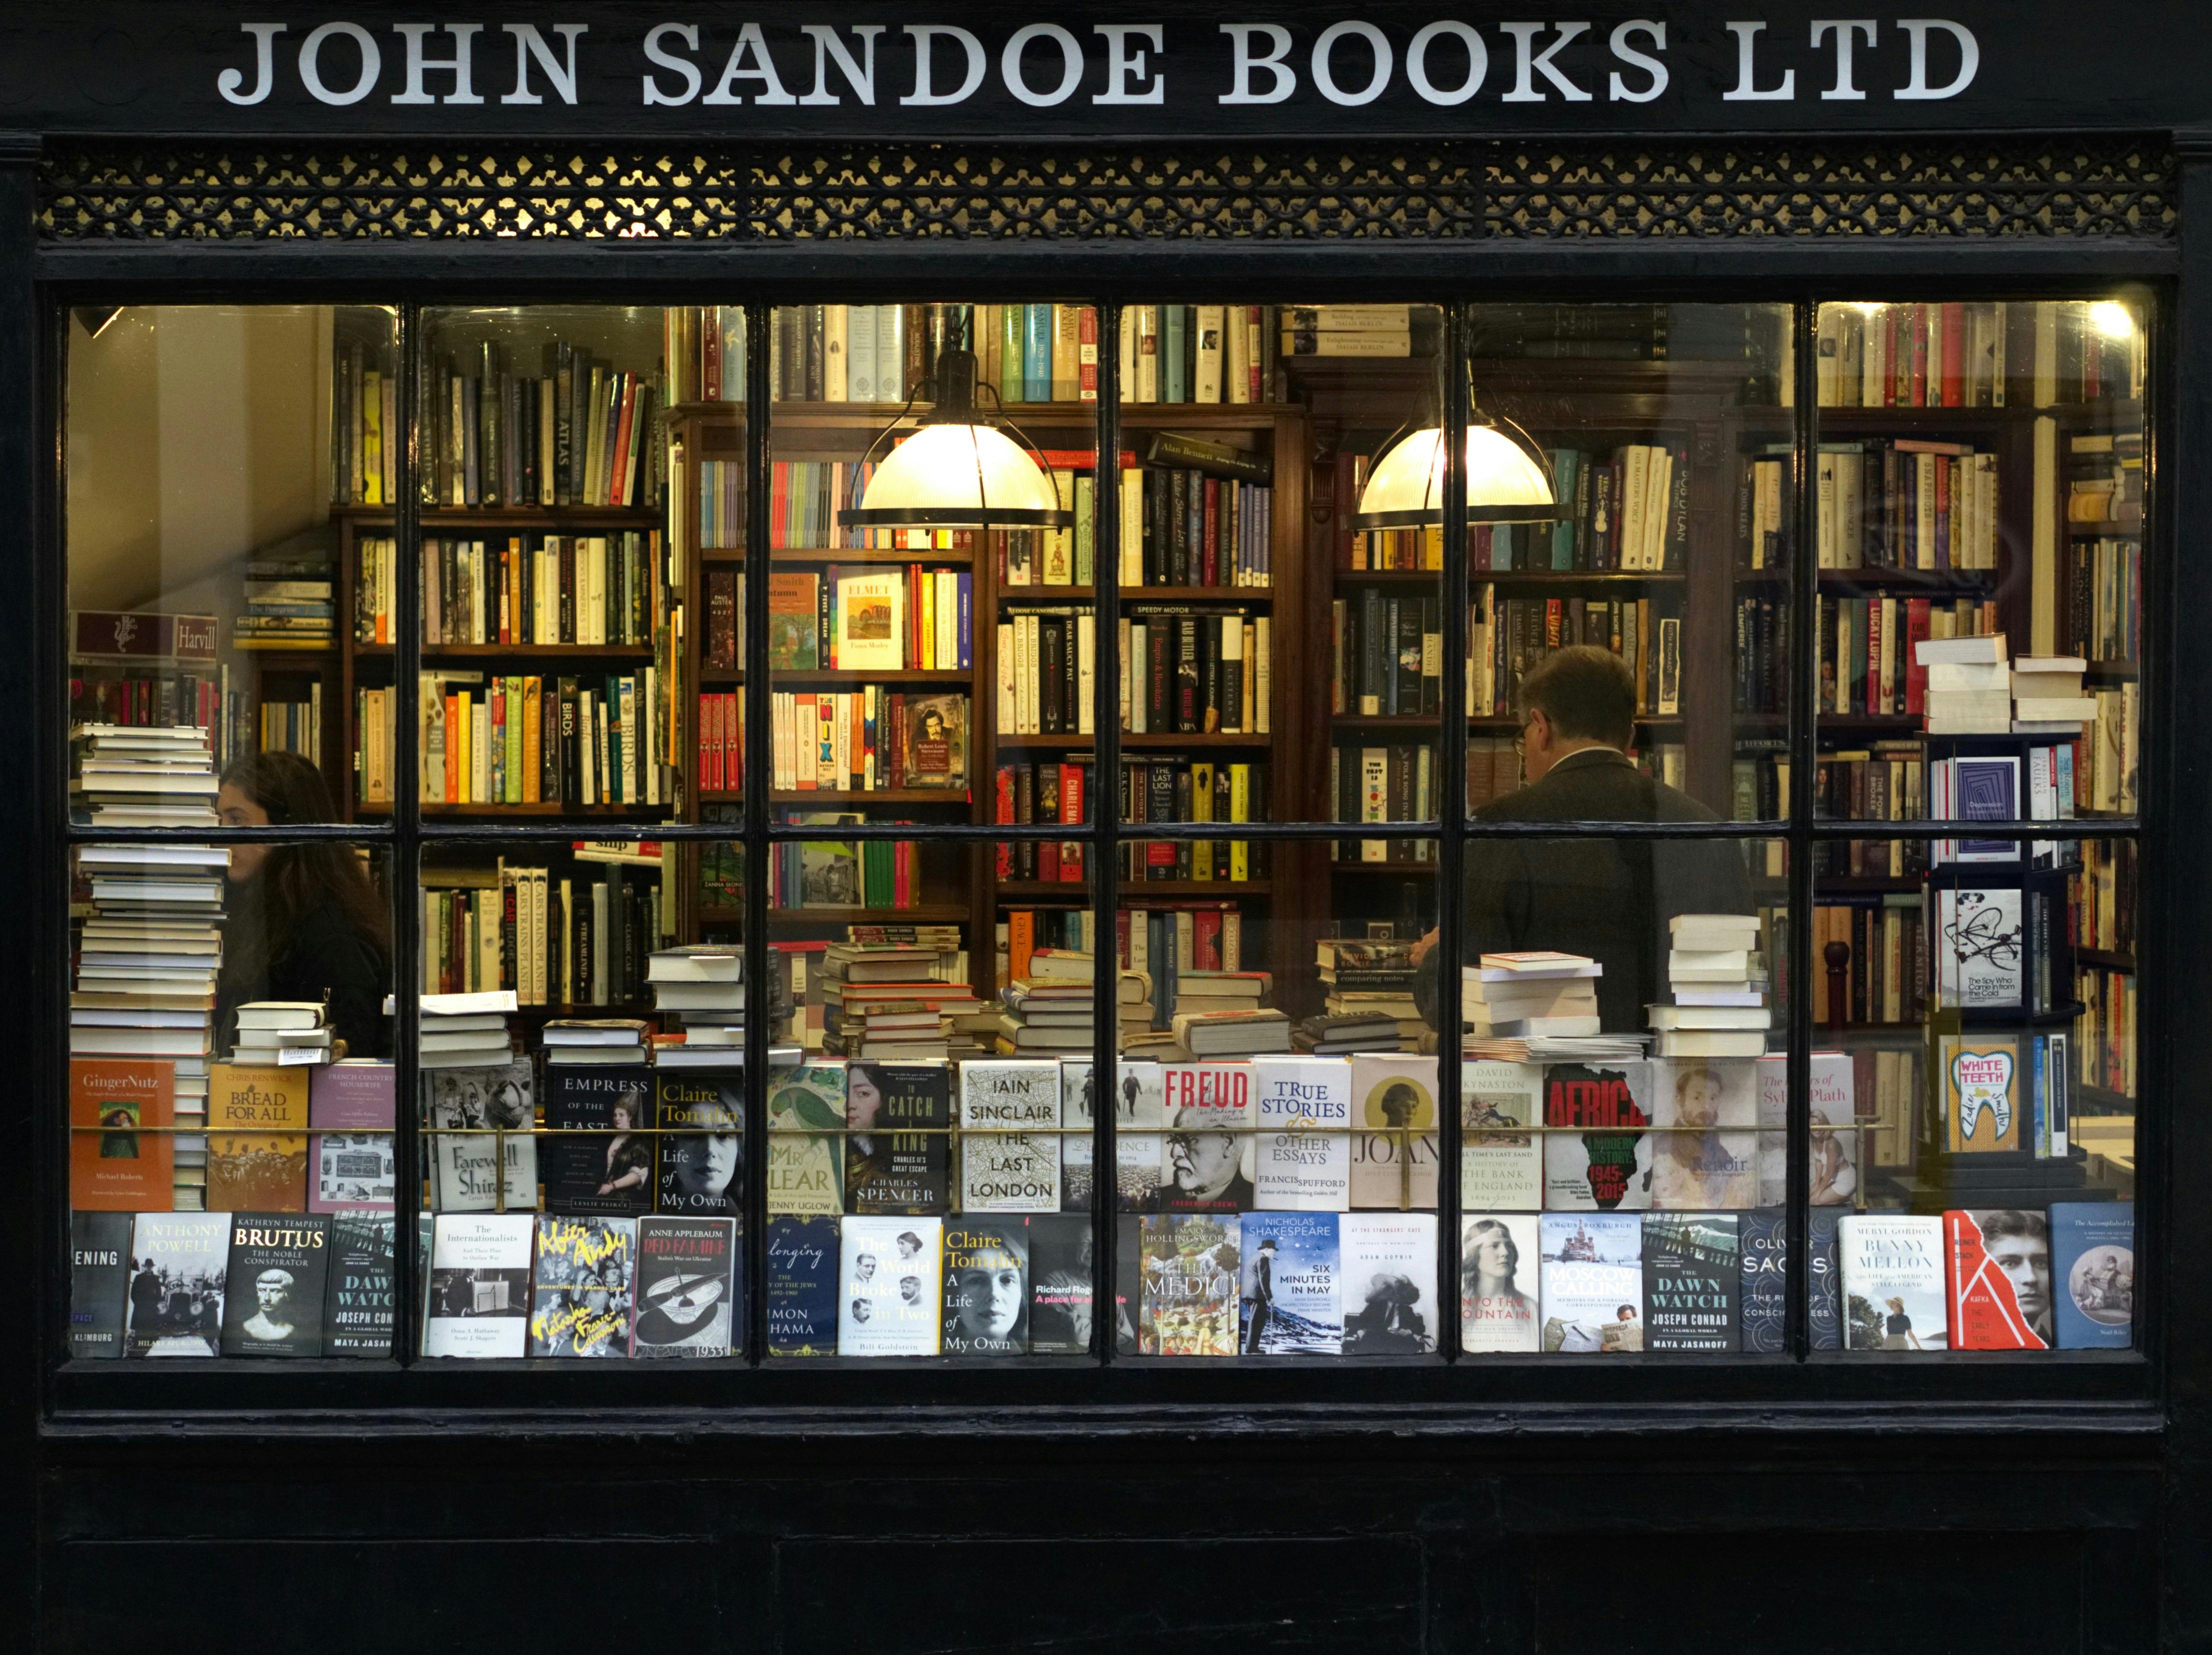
[413,306,680,823]
[68,824,396,1360]
[1464,302,1797,819]
[1454,834,1787,1356]
[1813,832,2136,1353]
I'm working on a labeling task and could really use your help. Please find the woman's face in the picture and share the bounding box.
[958,1266,1024,1337]
[847,1069,883,1129]
[1475,1231,1514,1279]
[611,1102,635,1130]
[216,783,272,881]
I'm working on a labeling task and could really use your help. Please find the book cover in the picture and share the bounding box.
[529,1214,636,1357]
[125,1211,231,1357]
[1642,1212,1740,1352]
[633,1215,739,1359]
[69,1058,175,1211]
[309,1130,396,1214]
[219,1212,331,1357]
[1839,1212,1947,1350]
[654,1071,742,1217]
[1539,1211,1643,1353]
[839,1214,943,1356]
[541,1065,655,1216]
[1946,1208,2053,1349]
[69,1211,132,1359]
[1138,1212,1239,1356]
[1738,1208,1787,1355]
[1541,1060,1655,1211]
[1340,1212,1438,1355]
[1348,1053,1439,1210]
[846,1060,952,1215]
[309,1060,395,1128]
[1160,1061,1255,1212]
[1755,1052,1856,1206]
[1459,1212,1541,1353]
[425,1061,539,1212]
[321,1210,396,1357]
[958,1058,1062,1213]
[1810,1209,1843,1351]
[1648,1059,1759,1210]
[1248,1055,1353,1211]
[2050,1201,2133,1349]
[765,1215,840,1357]
[1027,1212,1095,1355]
[1941,1036,2023,1153]
[833,569,905,671]
[902,692,967,787]
[1240,1211,1341,1354]
[1114,1213,1142,1354]
[941,1218,1031,1355]
[1938,886,2024,1008]
[206,1061,310,1212]
[1111,1058,1167,1212]
[422,1212,535,1359]
[767,1060,846,1216]
[1059,1057,1098,1213]
[766,571,819,669]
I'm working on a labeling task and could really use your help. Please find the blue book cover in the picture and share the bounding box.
[1240,1212,1340,1355]
[1550,450,1580,569]
[1809,1208,1842,1350]
[1162,305,1187,403]
[766,1215,839,1357]
[2050,1201,2133,1349]
[1738,1207,1786,1355]
[1023,303,1052,402]
[1492,523,1515,570]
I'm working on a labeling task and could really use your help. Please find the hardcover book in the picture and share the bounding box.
[309,1132,396,1214]
[1542,1060,1655,1211]
[321,1210,396,1357]
[219,1212,332,1357]
[633,1215,738,1358]
[1348,1053,1439,1210]
[2050,1201,2133,1350]
[1755,1053,1856,1207]
[425,1060,539,1213]
[1940,1036,2023,1154]
[1839,1212,1947,1350]
[206,1062,311,1212]
[422,1212,535,1359]
[1239,1211,1341,1355]
[540,1065,655,1216]
[767,1060,846,1216]
[1539,1211,1643,1354]
[68,1058,175,1211]
[1059,1058,1099,1213]
[846,1060,952,1216]
[1249,1055,1354,1211]
[1648,1059,1759,1210]
[653,1071,741,1217]
[1938,887,2024,1008]
[125,1211,231,1358]
[941,1218,1031,1355]
[1159,1061,1255,1213]
[765,1215,839,1357]
[1027,1212,1096,1355]
[528,1214,637,1357]
[839,1214,943,1356]
[902,692,968,787]
[1459,1212,1541,1354]
[1138,1211,1240,1356]
[1642,1212,1740,1352]
[1810,1209,1843,1351]
[69,1211,132,1359]
[1946,1208,2053,1349]
[1112,1060,1167,1213]
[1339,1212,1438,1356]
[1737,1208,1786,1355]
[958,1058,1062,1213]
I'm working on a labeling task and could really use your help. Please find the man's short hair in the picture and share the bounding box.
[1979,1209,2048,1245]
[1518,645,1636,749]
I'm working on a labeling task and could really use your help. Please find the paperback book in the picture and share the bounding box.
[322,1210,396,1357]
[69,1211,132,1359]
[941,1218,1031,1355]
[653,1072,742,1217]
[1941,1036,2022,1154]
[219,1212,331,1357]
[1539,1211,1642,1353]
[529,1214,637,1357]
[1339,1212,1437,1355]
[958,1059,1062,1213]
[2050,1201,2133,1350]
[422,1212,535,1359]
[308,1061,395,1213]
[633,1215,738,1358]
[1459,1213,1541,1354]
[839,1214,944,1356]
[1648,1059,1759,1210]
[1239,1211,1341,1354]
[765,1214,839,1357]
[69,1058,175,1211]
[1348,1053,1439,1210]
[1027,1212,1096,1355]
[1159,1061,1255,1213]
[425,1060,538,1212]
[846,1061,953,1216]
[1138,1211,1240,1356]
[1737,1208,1787,1356]
[1542,1060,1655,1211]
[1946,1208,2053,1349]
[1839,1212,1947,1350]
[1249,1056,1354,1211]
[1641,1212,1740,1352]
[126,1211,230,1358]
[1460,1060,1542,1214]
[767,1060,846,1215]
[541,1066,655,1216]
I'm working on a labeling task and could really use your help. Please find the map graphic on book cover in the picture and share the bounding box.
[1240,1212,1340,1355]
[1941,1036,2022,1153]
[219,1212,331,1358]
[2050,1201,2133,1350]
[839,1215,943,1356]
[633,1215,737,1359]
[1348,1053,1439,1210]
[1028,1212,1095,1355]
[1946,1208,2053,1349]
[1648,1059,1759,1211]
[1460,1213,1541,1354]
[1540,1211,1642,1354]
[529,1214,637,1357]
[126,1211,231,1358]
[1249,1056,1353,1211]
[70,1211,132,1359]
[958,1059,1062,1213]
[1340,1213,1437,1355]
[767,1060,846,1216]
[902,692,968,787]
[942,1219,1031,1355]
[1139,1212,1240,1356]
[1542,1061,1654,1211]
[847,1060,952,1215]
[69,1058,174,1211]
[654,1072,741,1217]
[766,1215,839,1357]
[422,1213,535,1359]
[1738,1208,1787,1356]
[1839,1213,1947,1350]
[425,1060,538,1212]
[1642,1212,1740,1352]
[322,1210,395,1357]
[541,1066,655,1216]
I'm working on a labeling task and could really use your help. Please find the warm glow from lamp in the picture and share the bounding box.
[840,347,1072,530]
[1351,421,1556,528]
[2090,300,2138,341]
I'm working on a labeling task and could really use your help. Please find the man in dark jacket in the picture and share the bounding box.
[1413,646,1754,1034]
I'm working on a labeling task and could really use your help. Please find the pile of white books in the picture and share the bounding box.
[70,723,219,828]
[231,1000,330,1065]
[413,989,517,1069]
[1649,914,1770,1059]
[1917,634,2011,734]
[2011,654,2098,731]
[543,1017,649,1066]
[1464,953,1647,1061]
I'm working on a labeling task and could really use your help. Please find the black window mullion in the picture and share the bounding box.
[1091,300,1122,1366]
[392,299,423,1367]
[742,302,773,1367]
[1785,297,1819,1361]
[1437,302,1470,1362]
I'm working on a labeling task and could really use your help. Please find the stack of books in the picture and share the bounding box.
[821,941,982,1060]
[235,556,336,647]
[1649,915,1770,1058]
[70,722,220,829]
[416,989,517,1069]
[1278,303,1424,359]
[1917,634,2011,734]
[1464,953,1646,1061]
[1164,967,1287,1057]
[1293,1010,1405,1055]
[231,1000,330,1065]
[1315,937,1422,1048]
[646,943,749,1068]
[2011,654,2098,731]
[991,955,1154,1055]
[544,1017,650,1066]
[71,842,227,1209]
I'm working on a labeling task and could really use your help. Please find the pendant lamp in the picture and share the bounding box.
[1349,378,1556,529]
[839,347,1073,531]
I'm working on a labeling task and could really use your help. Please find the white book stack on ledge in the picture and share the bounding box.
[1917,634,2012,734]
[1650,914,1771,1059]
[1465,953,1645,1061]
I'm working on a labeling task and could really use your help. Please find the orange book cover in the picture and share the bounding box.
[1946,1208,2052,1349]
[610,372,637,507]
[69,1058,174,1211]
[444,691,462,802]
[206,1063,310,1212]
[1009,910,1037,986]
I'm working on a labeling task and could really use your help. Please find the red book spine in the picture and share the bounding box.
[994,765,1015,878]
[1115,907,1130,969]
[1941,301,1965,406]
[703,315,721,402]
[1202,478,1220,587]
[1061,762,1085,881]
[770,462,787,551]
[1193,909,1221,971]
[1078,305,1098,402]
[889,694,906,790]
[609,373,637,507]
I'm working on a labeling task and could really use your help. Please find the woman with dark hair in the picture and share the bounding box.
[215,750,392,1058]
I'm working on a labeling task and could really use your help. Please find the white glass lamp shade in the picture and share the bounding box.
[1351,422,1556,527]
[841,421,1072,529]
